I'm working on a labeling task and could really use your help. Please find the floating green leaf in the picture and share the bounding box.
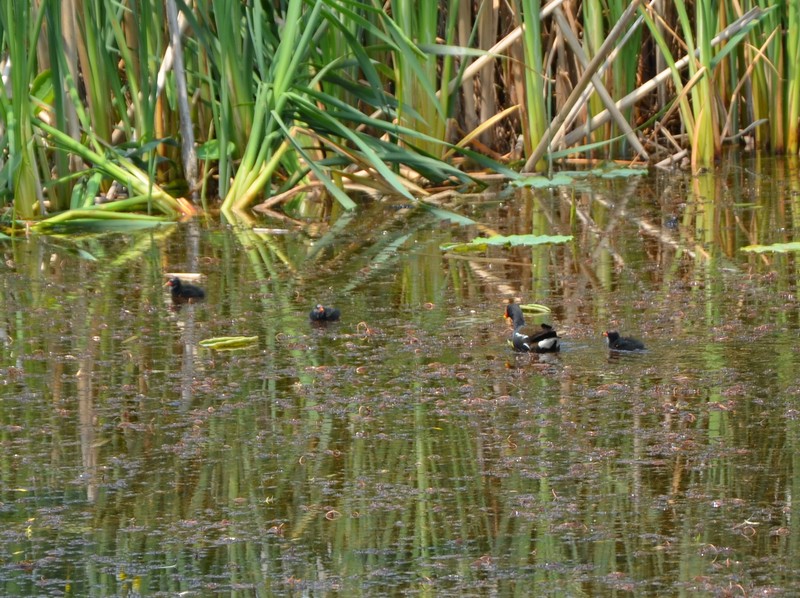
[34,216,171,234]
[519,303,551,314]
[741,242,800,253]
[510,174,575,188]
[592,167,647,179]
[512,167,646,187]
[441,234,573,252]
[199,336,259,350]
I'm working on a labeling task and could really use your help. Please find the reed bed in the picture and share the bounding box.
[0,0,795,227]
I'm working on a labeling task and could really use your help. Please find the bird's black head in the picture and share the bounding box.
[603,331,620,344]
[504,302,525,326]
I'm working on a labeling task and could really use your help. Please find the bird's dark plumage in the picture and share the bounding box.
[310,304,340,322]
[504,302,560,353]
[166,276,205,301]
[603,331,645,351]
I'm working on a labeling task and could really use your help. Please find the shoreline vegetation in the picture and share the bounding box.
[0,1,794,229]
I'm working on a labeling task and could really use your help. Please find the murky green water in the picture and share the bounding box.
[3,156,800,595]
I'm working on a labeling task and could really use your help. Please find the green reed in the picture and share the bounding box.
[608,0,642,154]
[784,1,800,153]
[0,0,41,219]
[516,0,547,168]
[679,0,719,168]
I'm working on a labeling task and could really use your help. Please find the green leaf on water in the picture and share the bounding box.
[509,166,645,189]
[35,218,170,234]
[741,242,800,253]
[591,167,647,178]
[199,336,259,350]
[510,174,575,188]
[440,234,573,252]
[519,303,551,314]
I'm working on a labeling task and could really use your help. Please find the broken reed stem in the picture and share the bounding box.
[523,0,643,172]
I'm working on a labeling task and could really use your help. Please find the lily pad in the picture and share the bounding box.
[441,234,573,252]
[741,242,800,253]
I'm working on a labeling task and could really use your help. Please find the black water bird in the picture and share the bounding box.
[310,304,340,322]
[603,331,645,351]
[166,276,205,302]
[503,302,560,353]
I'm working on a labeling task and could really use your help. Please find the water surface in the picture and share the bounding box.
[2,156,800,595]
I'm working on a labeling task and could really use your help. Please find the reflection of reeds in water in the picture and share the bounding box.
[4,172,800,593]
[438,164,800,344]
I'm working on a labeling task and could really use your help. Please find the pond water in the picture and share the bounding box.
[2,155,800,595]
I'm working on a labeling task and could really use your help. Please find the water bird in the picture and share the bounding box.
[310,304,340,322]
[166,276,205,302]
[603,331,645,351]
[504,302,560,353]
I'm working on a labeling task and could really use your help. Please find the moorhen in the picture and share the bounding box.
[166,276,205,302]
[504,302,560,353]
[603,331,645,351]
[310,304,340,322]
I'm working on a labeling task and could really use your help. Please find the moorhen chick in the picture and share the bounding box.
[504,302,560,353]
[310,304,340,322]
[603,331,645,351]
[166,276,205,302]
